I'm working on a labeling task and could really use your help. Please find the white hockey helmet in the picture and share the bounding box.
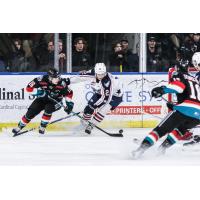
[192,52,200,71]
[94,63,107,79]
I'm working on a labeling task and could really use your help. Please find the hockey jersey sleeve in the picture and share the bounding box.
[60,78,73,101]
[64,87,73,101]
[112,76,123,97]
[69,69,95,84]
[163,73,186,94]
[26,76,44,95]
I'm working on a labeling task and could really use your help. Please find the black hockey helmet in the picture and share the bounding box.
[176,59,190,73]
[47,68,61,78]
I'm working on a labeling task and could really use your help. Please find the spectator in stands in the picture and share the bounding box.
[109,41,124,72]
[159,34,181,66]
[184,33,200,59]
[58,39,66,72]
[13,39,25,57]
[118,39,139,72]
[11,39,25,72]
[22,40,37,72]
[133,42,140,68]
[47,40,55,66]
[108,41,139,72]
[72,37,91,72]
[37,40,54,71]
[0,56,6,72]
[147,36,168,72]
[121,39,129,52]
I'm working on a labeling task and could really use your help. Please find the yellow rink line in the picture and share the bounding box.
[0,120,159,133]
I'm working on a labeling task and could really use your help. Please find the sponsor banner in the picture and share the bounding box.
[109,105,162,115]
[0,74,168,127]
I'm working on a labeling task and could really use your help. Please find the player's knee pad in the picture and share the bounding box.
[84,105,94,115]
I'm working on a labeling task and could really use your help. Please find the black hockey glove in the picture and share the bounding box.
[151,86,165,98]
[166,102,174,110]
[64,101,74,114]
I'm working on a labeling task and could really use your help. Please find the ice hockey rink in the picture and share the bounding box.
[0,127,200,165]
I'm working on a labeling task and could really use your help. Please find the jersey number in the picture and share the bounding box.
[105,90,110,96]
[189,81,200,101]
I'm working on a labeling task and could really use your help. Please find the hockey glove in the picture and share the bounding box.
[64,101,74,114]
[166,102,174,110]
[151,86,165,98]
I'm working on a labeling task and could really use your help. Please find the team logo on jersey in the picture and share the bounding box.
[104,81,110,87]
[29,81,35,87]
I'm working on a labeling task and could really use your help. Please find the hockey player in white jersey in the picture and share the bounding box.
[70,63,123,134]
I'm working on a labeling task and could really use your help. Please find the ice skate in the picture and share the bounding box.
[39,126,46,134]
[131,148,145,159]
[157,139,172,156]
[85,124,93,134]
[183,135,200,146]
[12,127,22,135]
[131,143,149,159]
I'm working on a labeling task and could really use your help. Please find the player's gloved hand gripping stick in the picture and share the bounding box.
[48,96,124,137]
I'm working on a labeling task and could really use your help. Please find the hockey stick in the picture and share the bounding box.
[48,97,124,137]
[72,111,123,137]
[141,110,163,120]
[13,112,78,137]
[161,96,170,103]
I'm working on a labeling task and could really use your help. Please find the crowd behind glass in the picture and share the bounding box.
[0,33,199,73]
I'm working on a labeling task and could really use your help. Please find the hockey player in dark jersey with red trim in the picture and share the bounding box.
[183,52,200,146]
[70,63,123,134]
[12,68,74,135]
[132,58,200,159]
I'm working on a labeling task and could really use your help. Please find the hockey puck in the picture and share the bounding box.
[119,129,123,134]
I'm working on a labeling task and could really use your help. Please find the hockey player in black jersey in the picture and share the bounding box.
[12,68,74,135]
[70,63,123,134]
[132,58,200,159]
[183,52,200,146]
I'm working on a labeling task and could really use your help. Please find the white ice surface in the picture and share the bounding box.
[1,128,200,165]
